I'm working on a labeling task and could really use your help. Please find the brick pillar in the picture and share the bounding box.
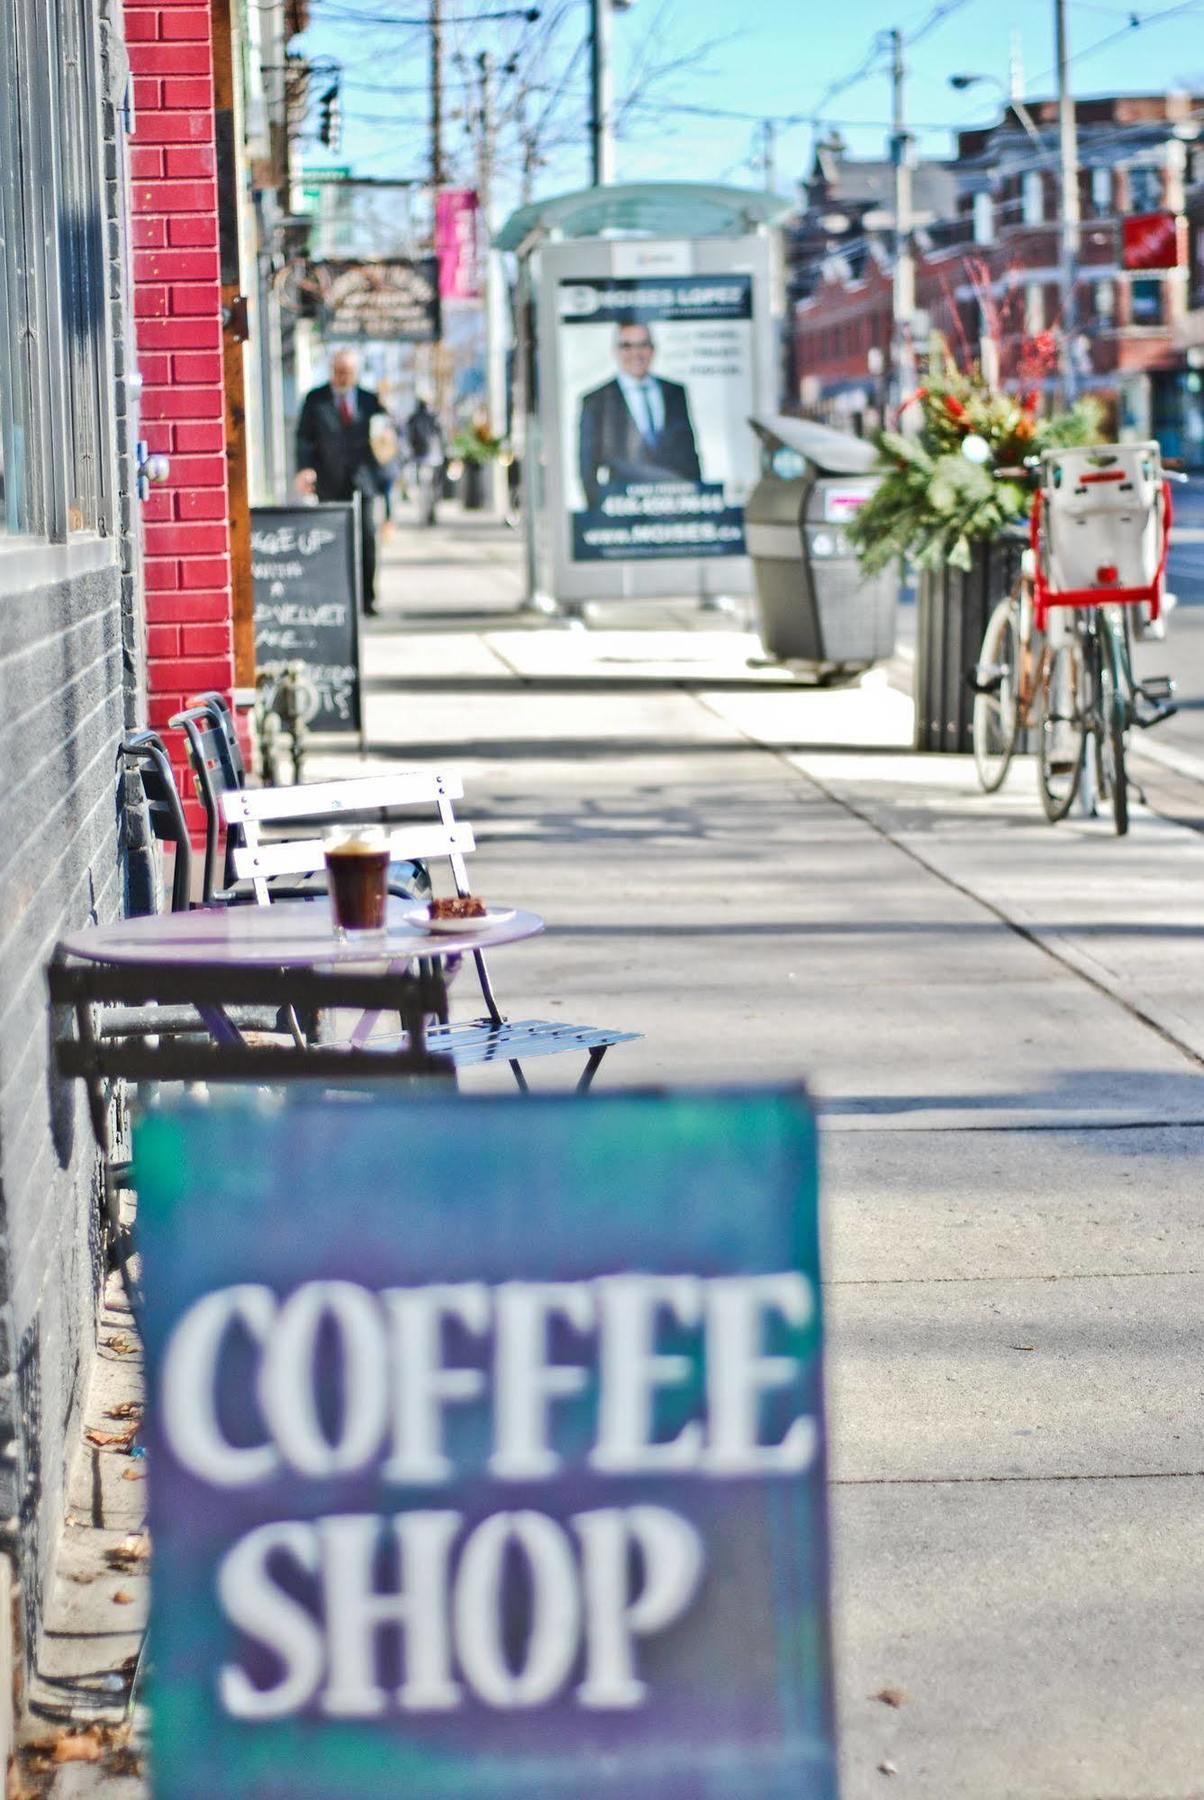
[124,0,235,837]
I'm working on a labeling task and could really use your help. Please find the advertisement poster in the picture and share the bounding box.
[137,1089,837,1799]
[558,274,757,563]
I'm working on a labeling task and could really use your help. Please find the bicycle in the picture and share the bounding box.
[1030,451,1177,835]
[973,445,1180,834]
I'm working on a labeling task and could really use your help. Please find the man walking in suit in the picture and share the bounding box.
[295,348,389,614]
[577,319,702,510]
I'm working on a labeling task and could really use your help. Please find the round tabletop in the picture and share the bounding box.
[58,898,545,967]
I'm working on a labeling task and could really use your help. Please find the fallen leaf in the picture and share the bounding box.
[109,1747,143,1777]
[65,1571,97,1585]
[120,1467,146,1482]
[877,1760,898,1777]
[7,1760,34,1799]
[106,1402,143,1422]
[53,1729,104,1764]
[106,1535,150,1571]
[103,1335,136,1357]
[1010,1344,1037,1352]
[86,1426,137,1451]
[872,1686,907,1708]
[111,1589,135,1606]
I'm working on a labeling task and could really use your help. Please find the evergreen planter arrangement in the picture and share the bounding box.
[450,417,504,514]
[845,343,1103,752]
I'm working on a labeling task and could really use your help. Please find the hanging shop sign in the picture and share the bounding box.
[1122,211,1184,272]
[436,189,482,302]
[312,257,440,342]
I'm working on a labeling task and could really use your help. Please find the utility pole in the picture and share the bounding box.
[430,0,448,411]
[516,82,537,205]
[1054,0,1081,404]
[430,0,444,191]
[890,27,917,417]
[589,0,614,186]
[759,118,777,193]
[478,50,508,512]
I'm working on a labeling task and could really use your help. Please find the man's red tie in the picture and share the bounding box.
[340,392,354,425]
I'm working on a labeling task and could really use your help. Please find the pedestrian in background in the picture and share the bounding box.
[295,347,388,614]
[406,394,446,528]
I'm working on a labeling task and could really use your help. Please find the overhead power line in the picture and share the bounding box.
[308,1,539,23]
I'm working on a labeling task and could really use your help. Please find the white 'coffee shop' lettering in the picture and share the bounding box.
[161,1273,816,1720]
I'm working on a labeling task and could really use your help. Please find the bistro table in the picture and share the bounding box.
[58,898,545,1050]
[58,897,544,969]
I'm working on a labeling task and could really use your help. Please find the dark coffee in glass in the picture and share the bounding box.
[325,829,389,940]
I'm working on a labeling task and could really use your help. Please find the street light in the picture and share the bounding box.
[948,72,1045,152]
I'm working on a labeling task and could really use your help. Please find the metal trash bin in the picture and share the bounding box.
[744,415,896,674]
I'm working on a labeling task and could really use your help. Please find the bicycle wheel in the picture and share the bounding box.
[1037,631,1086,822]
[972,593,1022,792]
[1095,617,1130,837]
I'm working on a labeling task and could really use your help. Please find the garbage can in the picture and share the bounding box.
[914,528,1027,752]
[744,415,897,674]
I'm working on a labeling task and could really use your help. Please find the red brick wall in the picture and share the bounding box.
[124,0,233,836]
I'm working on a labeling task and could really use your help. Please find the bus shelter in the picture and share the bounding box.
[496,183,794,612]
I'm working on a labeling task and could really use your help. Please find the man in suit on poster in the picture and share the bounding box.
[578,318,702,509]
[295,348,389,613]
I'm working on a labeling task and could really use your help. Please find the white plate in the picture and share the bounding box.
[402,905,516,935]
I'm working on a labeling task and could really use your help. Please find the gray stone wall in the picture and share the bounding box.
[0,561,127,1651]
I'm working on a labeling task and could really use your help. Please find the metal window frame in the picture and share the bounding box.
[0,0,115,544]
[0,0,32,534]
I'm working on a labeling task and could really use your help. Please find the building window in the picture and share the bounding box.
[0,0,112,540]
[1131,277,1163,324]
[1091,167,1113,217]
[973,191,994,245]
[1095,279,1115,323]
[1127,164,1163,213]
[1025,283,1045,334]
[1022,171,1044,226]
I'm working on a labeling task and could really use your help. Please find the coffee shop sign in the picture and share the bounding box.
[161,1270,816,1719]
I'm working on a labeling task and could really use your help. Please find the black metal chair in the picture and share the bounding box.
[48,956,452,1300]
[170,693,431,909]
[120,731,193,914]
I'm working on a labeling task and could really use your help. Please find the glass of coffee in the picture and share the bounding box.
[324,825,390,944]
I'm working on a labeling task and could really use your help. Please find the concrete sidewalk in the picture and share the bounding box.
[328,513,1204,1798]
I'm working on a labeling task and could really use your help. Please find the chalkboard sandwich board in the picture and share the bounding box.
[252,502,363,735]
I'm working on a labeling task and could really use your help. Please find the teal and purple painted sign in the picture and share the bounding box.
[136,1089,836,1798]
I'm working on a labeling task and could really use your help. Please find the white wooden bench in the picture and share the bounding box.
[221,771,638,1092]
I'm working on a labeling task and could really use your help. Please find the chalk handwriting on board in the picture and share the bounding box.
[251,525,338,558]
[250,504,362,735]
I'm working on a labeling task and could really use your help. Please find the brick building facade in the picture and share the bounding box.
[125,0,236,826]
[793,95,1204,457]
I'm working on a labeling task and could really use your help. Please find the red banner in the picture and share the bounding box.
[435,188,482,301]
[1122,211,1183,271]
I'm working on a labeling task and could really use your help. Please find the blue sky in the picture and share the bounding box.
[297,0,1204,219]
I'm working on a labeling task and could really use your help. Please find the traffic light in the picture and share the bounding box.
[318,80,341,150]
